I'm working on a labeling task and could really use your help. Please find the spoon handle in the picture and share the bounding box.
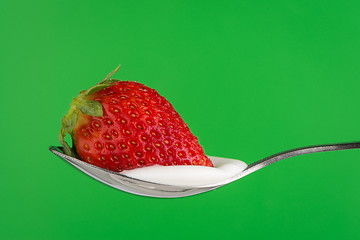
[240,142,360,177]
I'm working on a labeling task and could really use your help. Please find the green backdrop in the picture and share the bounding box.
[1,0,360,239]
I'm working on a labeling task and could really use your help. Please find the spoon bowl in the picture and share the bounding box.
[49,146,238,197]
[49,142,360,198]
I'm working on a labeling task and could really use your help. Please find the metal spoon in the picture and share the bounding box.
[49,142,360,198]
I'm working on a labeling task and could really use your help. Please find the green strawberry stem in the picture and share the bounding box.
[99,65,121,84]
[59,66,121,156]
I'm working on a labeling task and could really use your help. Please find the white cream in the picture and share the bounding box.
[121,156,247,187]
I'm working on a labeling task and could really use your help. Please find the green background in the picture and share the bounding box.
[1,0,360,239]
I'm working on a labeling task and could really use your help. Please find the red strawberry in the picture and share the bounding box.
[60,66,213,172]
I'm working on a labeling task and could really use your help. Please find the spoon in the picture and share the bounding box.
[49,142,360,198]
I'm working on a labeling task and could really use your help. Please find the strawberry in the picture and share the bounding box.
[60,66,213,172]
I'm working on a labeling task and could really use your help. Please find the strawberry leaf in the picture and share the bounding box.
[76,99,103,117]
[84,83,111,96]
[100,78,119,85]
[59,106,78,157]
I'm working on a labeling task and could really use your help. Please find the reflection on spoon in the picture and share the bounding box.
[49,142,360,198]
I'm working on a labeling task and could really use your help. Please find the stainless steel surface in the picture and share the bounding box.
[49,142,360,198]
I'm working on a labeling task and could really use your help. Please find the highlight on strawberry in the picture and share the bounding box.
[60,66,213,172]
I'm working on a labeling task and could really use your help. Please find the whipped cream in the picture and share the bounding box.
[121,156,247,187]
